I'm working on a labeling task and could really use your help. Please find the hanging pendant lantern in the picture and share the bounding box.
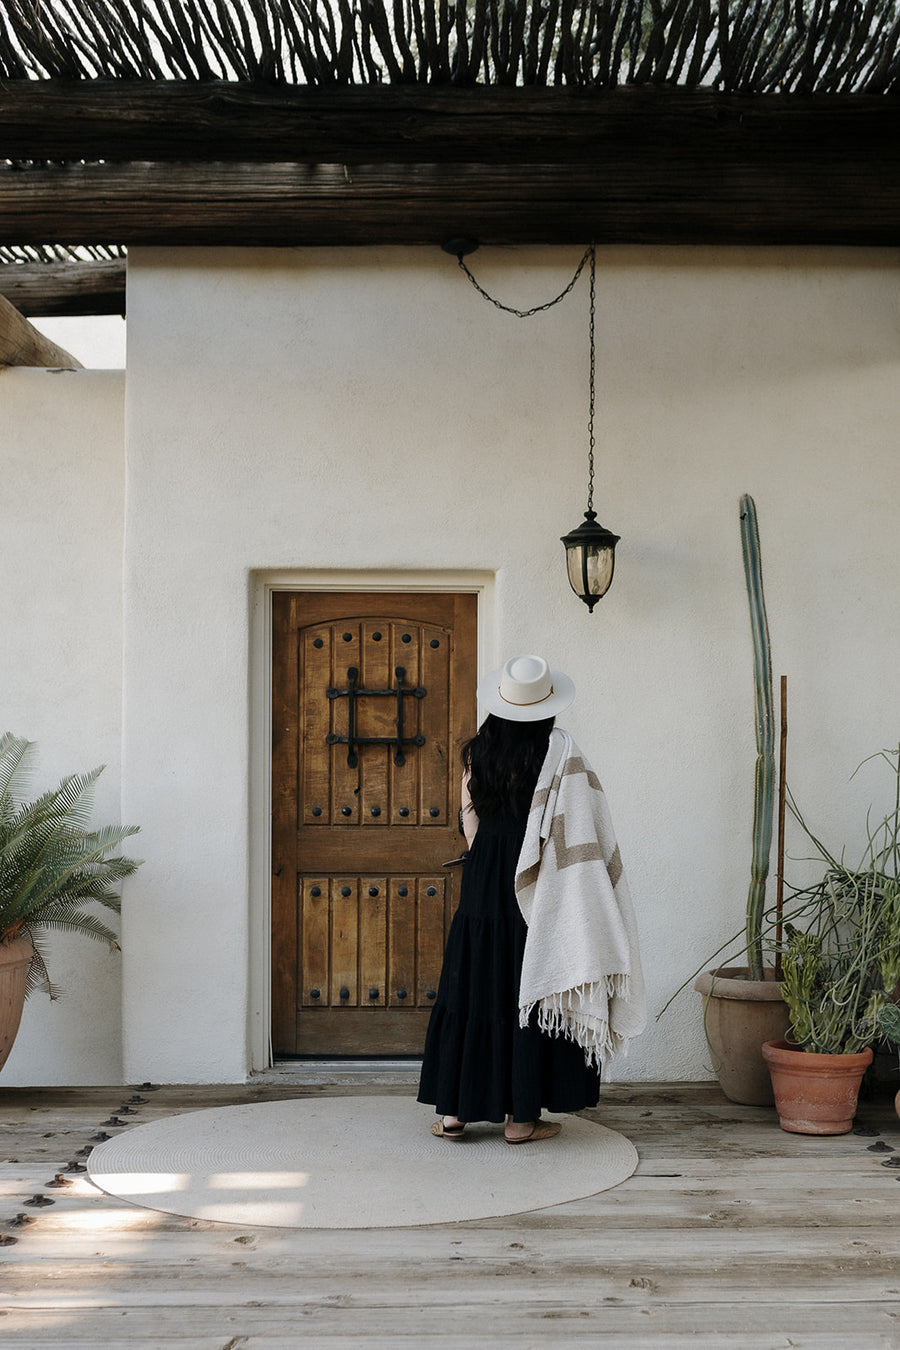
[561,245,620,612]
[561,510,620,612]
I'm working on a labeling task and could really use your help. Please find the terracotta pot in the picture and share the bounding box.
[694,966,790,1105]
[0,937,33,1073]
[762,1039,873,1135]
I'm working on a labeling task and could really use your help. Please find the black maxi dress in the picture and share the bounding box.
[417,807,601,1123]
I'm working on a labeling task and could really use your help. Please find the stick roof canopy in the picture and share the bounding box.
[2,0,899,92]
[1,1,899,317]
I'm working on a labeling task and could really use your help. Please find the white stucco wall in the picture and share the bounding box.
[1,368,125,1085]
[121,244,900,1085]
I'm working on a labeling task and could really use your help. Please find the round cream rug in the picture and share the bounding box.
[87,1096,638,1229]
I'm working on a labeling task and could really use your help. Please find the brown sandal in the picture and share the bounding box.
[505,1119,562,1145]
[430,1119,467,1140]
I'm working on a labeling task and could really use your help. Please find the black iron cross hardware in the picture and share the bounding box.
[326,666,426,768]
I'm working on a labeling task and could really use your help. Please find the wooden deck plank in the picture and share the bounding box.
[5,1223,899,1254]
[4,1271,900,1307]
[3,1304,900,1346]
[2,1335,899,1350]
[5,1186,898,1237]
[1,1081,898,1345]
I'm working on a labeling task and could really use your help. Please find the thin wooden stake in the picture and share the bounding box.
[775,673,787,980]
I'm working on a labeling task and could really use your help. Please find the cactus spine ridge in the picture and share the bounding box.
[739,493,775,982]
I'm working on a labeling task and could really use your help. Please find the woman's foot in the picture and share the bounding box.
[430,1115,467,1140]
[504,1116,562,1144]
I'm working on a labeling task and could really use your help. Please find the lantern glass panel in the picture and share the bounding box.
[567,544,615,598]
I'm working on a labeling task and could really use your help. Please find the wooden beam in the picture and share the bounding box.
[0,259,125,316]
[1,155,899,247]
[0,291,82,367]
[1,84,899,246]
[0,81,898,165]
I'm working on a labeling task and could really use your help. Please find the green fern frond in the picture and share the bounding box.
[36,910,121,946]
[0,734,35,827]
[21,933,60,1001]
[0,735,142,998]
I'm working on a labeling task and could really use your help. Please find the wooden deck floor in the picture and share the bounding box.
[1,1078,899,1348]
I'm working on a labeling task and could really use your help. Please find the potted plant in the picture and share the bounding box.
[762,748,900,1134]
[0,732,141,1073]
[692,494,789,1105]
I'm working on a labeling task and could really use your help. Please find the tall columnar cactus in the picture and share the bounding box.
[739,494,775,981]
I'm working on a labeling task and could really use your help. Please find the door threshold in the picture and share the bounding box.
[253,1059,422,1086]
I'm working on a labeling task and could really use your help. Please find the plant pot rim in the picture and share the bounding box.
[762,1038,874,1068]
[694,967,785,1002]
[0,935,34,960]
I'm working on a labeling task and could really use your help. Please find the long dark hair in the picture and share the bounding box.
[462,714,554,820]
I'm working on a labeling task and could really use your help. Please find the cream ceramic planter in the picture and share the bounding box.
[0,937,34,1073]
[694,966,790,1106]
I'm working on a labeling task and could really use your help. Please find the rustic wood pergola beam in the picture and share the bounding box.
[0,290,81,366]
[0,82,897,165]
[1,84,898,247]
[1,154,899,248]
[0,258,126,315]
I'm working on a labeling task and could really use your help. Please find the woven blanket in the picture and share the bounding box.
[514,729,646,1065]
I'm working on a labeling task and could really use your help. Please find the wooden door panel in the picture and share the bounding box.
[359,883,388,1008]
[296,830,443,872]
[294,1010,432,1056]
[330,880,359,1008]
[416,876,446,1008]
[387,876,416,1011]
[358,622,391,822]
[273,591,477,1056]
[300,624,332,825]
[300,879,328,1008]
[419,631,450,825]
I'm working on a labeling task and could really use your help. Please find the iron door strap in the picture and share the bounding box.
[326,665,426,767]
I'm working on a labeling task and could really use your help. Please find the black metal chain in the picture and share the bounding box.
[587,243,595,512]
[456,242,597,509]
[456,245,593,318]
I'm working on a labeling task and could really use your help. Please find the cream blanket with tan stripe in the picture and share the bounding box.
[515,728,646,1065]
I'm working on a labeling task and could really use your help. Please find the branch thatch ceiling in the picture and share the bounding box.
[2,0,899,92]
[1,2,899,315]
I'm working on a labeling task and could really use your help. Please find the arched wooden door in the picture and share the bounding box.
[272,592,477,1056]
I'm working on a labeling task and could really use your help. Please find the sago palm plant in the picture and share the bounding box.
[0,733,141,997]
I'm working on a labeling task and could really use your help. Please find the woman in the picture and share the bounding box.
[417,653,602,1144]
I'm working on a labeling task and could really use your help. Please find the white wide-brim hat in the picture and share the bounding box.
[477,655,575,722]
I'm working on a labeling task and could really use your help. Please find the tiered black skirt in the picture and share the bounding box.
[417,812,601,1123]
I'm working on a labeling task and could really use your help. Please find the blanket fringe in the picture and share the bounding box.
[519,976,632,1065]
